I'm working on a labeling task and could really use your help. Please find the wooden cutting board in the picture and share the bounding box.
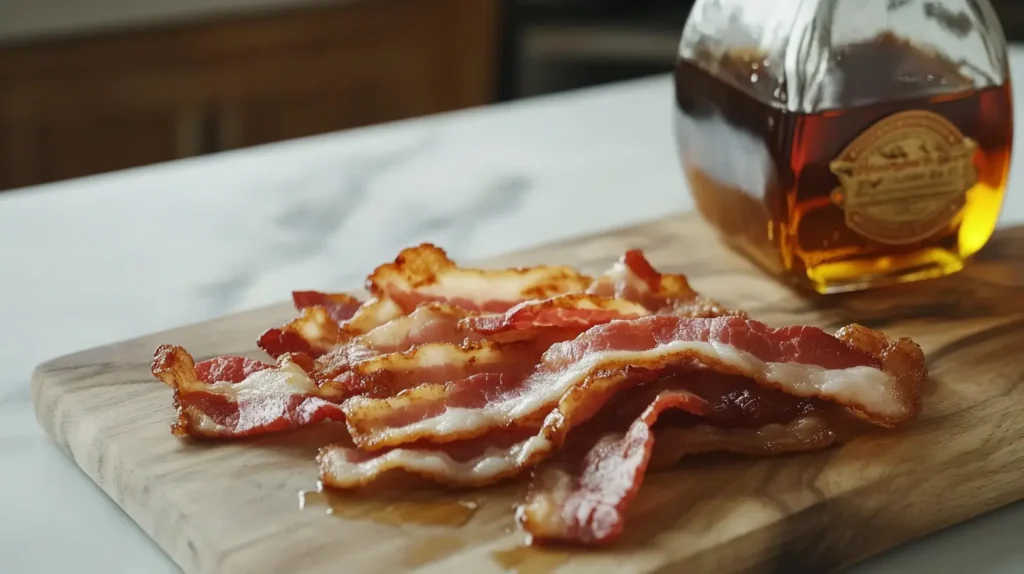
[31,212,1024,574]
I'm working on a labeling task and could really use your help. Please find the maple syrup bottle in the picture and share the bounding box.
[674,0,1014,294]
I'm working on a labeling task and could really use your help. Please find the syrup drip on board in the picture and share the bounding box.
[490,544,569,574]
[298,483,481,528]
[401,535,466,568]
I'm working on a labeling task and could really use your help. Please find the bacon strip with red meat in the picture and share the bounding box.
[258,244,595,358]
[260,247,717,360]
[514,370,867,545]
[341,316,924,451]
[291,291,362,324]
[367,243,594,314]
[319,317,925,489]
[516,389,711,545]
[459,293,649,342]
[159,292,670,439]
[586,249,740,318]
[151,344,344,438]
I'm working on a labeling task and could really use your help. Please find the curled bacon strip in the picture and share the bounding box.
[517,389,710,545]
[320,316,924,496]
[367,243,594,314]
[460,293,649,342]
[514,369,865,546]
[587,249,740,318]
[152,345,343,438]
[341,315,922,452]
[313,304,478,384]
[258,244,596,359]
[259,306,344,359]
[292,291,362,323]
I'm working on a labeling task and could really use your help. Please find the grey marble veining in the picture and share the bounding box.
[3,59,1024,572]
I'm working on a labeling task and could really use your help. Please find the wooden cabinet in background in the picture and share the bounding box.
[0,0,499,191]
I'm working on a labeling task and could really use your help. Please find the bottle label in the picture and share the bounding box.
[829,110,978,245]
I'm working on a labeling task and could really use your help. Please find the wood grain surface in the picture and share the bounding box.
[31,213,1024,574]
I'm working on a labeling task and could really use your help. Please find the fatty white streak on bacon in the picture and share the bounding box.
[586,249,740,318]
[313,304,480,383]
[341,315,923,451]
[365,243,594,314]
[514,371,863,546]
[312,295,654,401]
[151,345,344,438]
[321,341,543,405]
[515,389,711,545]
[259,244,595,358]
[320,316,925,489]
[516,415,843,546]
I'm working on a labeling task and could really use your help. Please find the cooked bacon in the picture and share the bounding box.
[516,413,845,546]
[516,389,710,545]
[318,369,837,491]
[258,245,597,359]
[312,294,649,398]
[317,428,545,489]
[649,415,844,466]
[291,291,362,323]
[367,244,594,314]
[151,344,344,438]
[150,244,930,548]
[341,315,924,451]
[322,368,665,487]
[515,370,866,546]
[313,304,477,382]
[325,341,542,405]
[459,294,650,342]
[259,306,343,359]
[587,249,739,318]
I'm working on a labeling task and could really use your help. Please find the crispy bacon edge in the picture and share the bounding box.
[151,344,345,438]
[517,389,711,545]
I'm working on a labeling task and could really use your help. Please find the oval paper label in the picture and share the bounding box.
[828,110,978,245]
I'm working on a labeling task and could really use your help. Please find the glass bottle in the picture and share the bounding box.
[674,0,1014,294]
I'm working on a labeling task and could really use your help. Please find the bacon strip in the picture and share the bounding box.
[367,244,594,314]
[318,428,546,489]
[341,316,923,451]
[516,390,710,545]
[323,342,542,404]
[514,370,866,546]
[258,245,597,359]
[151,345,343,438]
[259,306,344,359]
[312,304,478,382]
[321,317,923,490]
[586,249,739,318]
[261,248,730,360]
[460,294,649,342]
[314,294,651,383]
[292,291,362,323]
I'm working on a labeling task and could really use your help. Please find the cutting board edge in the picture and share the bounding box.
[29,364,220,573]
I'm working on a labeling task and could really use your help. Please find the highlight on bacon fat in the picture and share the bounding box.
[149,243,928,547]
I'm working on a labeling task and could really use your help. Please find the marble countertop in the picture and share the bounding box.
[3,58,1024,572]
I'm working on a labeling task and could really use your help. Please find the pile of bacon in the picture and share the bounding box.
[151,244,927,545]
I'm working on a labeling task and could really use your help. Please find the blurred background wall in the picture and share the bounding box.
[1,0,1022,191]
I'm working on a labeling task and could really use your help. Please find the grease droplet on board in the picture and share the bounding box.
[299,484,480,527]
[401,535,465,568]
[491,544,569,574]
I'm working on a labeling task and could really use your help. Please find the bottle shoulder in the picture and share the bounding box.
[678,0,1011,113]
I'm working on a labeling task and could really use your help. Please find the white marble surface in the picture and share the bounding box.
[3,59,1024,572]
